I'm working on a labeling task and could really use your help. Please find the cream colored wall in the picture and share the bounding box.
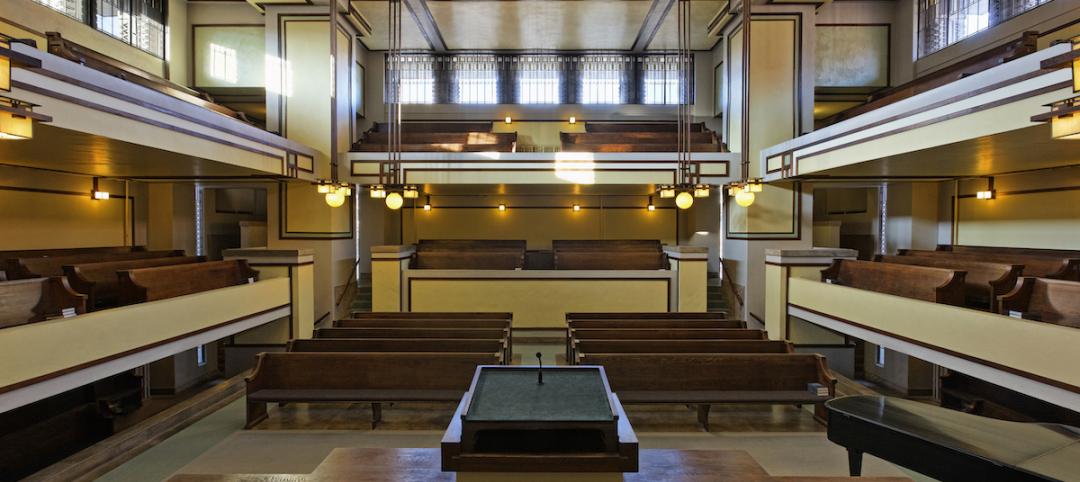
[953,168,1080,250]
[167,0,190,85]
[1,0,166,76]
[0,167,147,250]
[402,205,677,250]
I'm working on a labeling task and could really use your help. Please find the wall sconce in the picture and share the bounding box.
[423,195,432,211]
[504,116,512,124]
[976,177,996,200]
[369,184,387,198]
[568,116,576,124]
[647,196,656,211]
[498,203,507,211]
[572,203,581,212]
[0,97,49,140]
[91,178,110,200]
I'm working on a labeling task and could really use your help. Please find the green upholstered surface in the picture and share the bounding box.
[464,368,614,422]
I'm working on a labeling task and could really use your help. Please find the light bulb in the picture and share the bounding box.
[325,191,346,207]
[385,192,404,210]
[735,190,755,207]
[572,204,581,212]
[675,191,694,210]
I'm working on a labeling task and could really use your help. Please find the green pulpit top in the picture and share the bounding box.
[464,367,615,422]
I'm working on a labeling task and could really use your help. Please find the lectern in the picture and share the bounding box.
[441,365,638,477]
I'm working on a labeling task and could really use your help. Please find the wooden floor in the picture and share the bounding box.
[167,448,911,481]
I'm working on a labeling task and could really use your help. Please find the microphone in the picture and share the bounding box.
[536,352,544,385]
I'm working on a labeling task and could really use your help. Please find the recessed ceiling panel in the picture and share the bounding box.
[427,0,653,51]
[648,1,724,51]
[353,1,431,50]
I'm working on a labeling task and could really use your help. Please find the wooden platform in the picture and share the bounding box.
[168,448,911,481]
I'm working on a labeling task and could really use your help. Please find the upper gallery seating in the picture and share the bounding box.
[561,122,724,152]
[584,122,706,132]
[64,255,207,310]
[898,246,1080,280]
[553,239,668,270]
[873,255,1022,310]
[822,259,966,306]
[998,277,1080,328]
[2,249,185,280]
[353,122,517,152]
[411,239,526,270]
[46,32,253,124]
[0,277,86,329]
[0,245,145,280]
[117,259,258,305]
[817,31,1038,127]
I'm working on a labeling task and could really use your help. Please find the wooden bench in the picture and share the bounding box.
[566,312,730,320]
[561,143,722,153]
[370,122,494,133]
[4,250,185,280]
[997,277,1080,328]
[64,256,206,310]
[899,249,1079,281]
[117,259,258,305]
[0,277,86,329]
[244,352,497,428]
[315,327,511,359]
[347,311,513,320]
[562,132,716,145]
[582,353,835,429]
[0,246,144,260]
[574,339,793,359]
[569,328,767,360]
[567,319,744,329]
[286,338,507,361]
[412,239,527,270]
[874,255,1021,310]
[335,318,510,329]
[553,239,668,270]
[585,122,705,133]
[821,259,966,306]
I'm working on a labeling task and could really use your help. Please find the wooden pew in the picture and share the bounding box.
[997,277,1080,328]
[419,240,526,251]
[0,246,144,260]
[553,239,668,270]
[117,259,258,305]
[286,338,507,361]
[821,259,966,306]
[561,143,722,153]
[335,318,510,329]
[574,339,793,359]
[569,327,767,360]
[566,312,729,320]
[874,255,1021,310]
[315,327,509,339]
[567,319,745,329]
[353,142,516,152]
[561,132,716,145]
[899,249,1079,281]
[4,250,185,280]
[370,122,493,133]
[582,353,835,429]
[413,251,525,269]
[244,352,498,428]
[64,256,206,310]
[46,32,249,122]
[347,311,513,320]
[585,122,705,133]
[0,277,86,329]
[363,132,517,145]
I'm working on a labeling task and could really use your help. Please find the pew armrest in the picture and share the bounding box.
[934,271,967,307]
[997,277,1035,315]
[41,277,87,318]
[821,259,842,283]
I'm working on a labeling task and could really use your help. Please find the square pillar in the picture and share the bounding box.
[371,245,415,312]
[764,248,857,340]
[664,246,709,312]
[224,248,315,341]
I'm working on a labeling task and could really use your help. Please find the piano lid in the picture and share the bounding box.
[827,395,1080,480]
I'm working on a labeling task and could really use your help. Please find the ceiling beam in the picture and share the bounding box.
[631,0,676,52]
[403,0,447,52]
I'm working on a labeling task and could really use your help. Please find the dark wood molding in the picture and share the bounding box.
[403,0,448,52]
[631,0,676,53]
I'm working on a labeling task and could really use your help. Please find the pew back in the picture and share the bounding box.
[900,249,1079,280]
[566,312,728,320]
[0,277,86,329]
[875,255,1021,309]
[584,353,833,393]
[571,328,767,340]
[247,352,496,392]
[998,277,1080,328]
[335,318,510,329]
[585,122,704,133]
[574,339,793,357]
[414,251,524,270]
[347,311,513,320]
[4,250,185,280]
[64,256,206,309]
[118,259,258,305]
[567,319,745,329]
[286,338,506,358]
[822,259,966,305]
[314,327,509,339]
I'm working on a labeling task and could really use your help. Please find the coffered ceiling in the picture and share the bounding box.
[351,0,725,52]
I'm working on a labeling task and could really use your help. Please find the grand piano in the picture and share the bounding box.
[826,395,1080,482]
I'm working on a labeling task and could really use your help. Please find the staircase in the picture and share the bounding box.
[707,272,727,313]
[349,273,372,314]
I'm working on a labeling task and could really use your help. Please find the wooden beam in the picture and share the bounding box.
[403,0,447,52]
[632,0,676,52]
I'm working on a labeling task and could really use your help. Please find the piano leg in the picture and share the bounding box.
[846,448,863,476]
